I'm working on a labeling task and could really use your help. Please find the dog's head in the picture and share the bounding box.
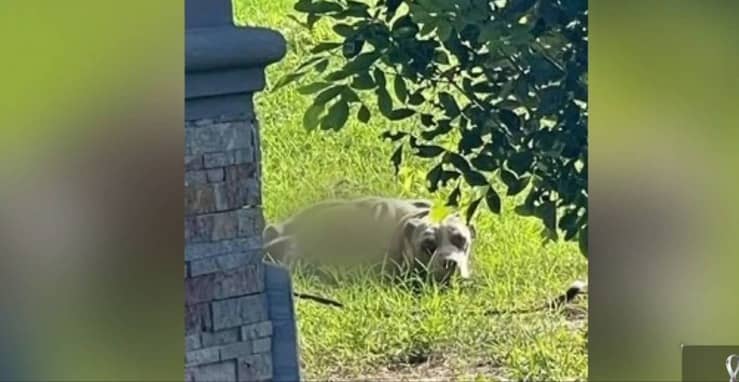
[400,212,476,284]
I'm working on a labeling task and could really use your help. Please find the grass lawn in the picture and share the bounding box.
[235,1,588,380]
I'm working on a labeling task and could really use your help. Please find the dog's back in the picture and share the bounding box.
[262,197,432,267]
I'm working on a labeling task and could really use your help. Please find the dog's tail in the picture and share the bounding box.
[485,280,587,315]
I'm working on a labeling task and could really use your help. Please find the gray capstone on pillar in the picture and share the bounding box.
[184,1,300,381]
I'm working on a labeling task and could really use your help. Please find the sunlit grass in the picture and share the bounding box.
[235,1,587,380]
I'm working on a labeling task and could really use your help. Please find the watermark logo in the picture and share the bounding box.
[727,354,738,382]
[683,345,739,381]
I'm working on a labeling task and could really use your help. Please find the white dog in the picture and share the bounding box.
[262,197,475,284]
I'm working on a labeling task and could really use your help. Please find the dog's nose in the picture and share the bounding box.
[441,258,459,272]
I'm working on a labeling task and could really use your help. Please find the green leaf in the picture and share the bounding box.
[333,23,355,37]
[426,163,443,192]
[293,0,311,12]
[342,38,365,58]
[381,131,407,142]
[485,186,501,214]
[440,170,460,187]
[287,13,308,28]
[408,3,429,21]
[297,82,332,95]
[433,51,450,65]
[376,88,394,117]
[499,109,521,131]
[386,0,403,19]
[346,0,370,10]
[437,21,452,41]
[438,92,460,117]
[296,56,326,71]
[414,144,445,158]
[420,114,434,127]
[538,86,566,115]
[515,189,538,216]
[420,21,437,36]
[315,59,329,72]
[336,6,370,18]
[315,86,345,105]
[321,99,350,130]
[391,145,403,175]
[507,24,531,46]
[500,168,518,189]
[513,76,530,102]
[478,23,504,44]
[295,0,342,13]
[373,68,386,87]
[351,73,375,90]
[326,69,354,81]
[311,42,342,54]
[358,104,371,123]
[465,197,482,224]
[445,152,471,173]
[408,90,425,105]
[539,0,562,25]
[341,87,360,103]
[393,75,408,102]
[560,210,579,240]
[272,71,307,91]
[515,203,534,216]
[421,119,454,140]
[507,152,533,175]
[506,175,530,196]
[303,103,324,130]
[540,225,558,244]
[470,153,497,171]
[307,13,320,29]
[462,78,474,95]
[463,169,488,186]
[536,201,557,233]
[446,186,461,207]
[388,108,415,120]
[459,126,483,154]
[502,0,536,17]
[345,51,381,72]
[472,81,497,93]
[334,1,370,18]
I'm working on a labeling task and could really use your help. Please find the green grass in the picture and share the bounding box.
[235,1,588,380]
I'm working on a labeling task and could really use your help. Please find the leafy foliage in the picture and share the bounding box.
[280,0,588,255]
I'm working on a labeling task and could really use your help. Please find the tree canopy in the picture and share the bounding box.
[276,0,588,256]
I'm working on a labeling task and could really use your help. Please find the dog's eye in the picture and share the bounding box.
[450,233,466,248]
[421,239,437,253]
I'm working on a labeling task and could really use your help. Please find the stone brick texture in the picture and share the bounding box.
[185,114,275,382]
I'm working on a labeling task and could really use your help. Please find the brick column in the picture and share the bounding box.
[184,1,298,381]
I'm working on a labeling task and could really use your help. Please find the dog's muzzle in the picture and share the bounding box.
[442,252,470,279]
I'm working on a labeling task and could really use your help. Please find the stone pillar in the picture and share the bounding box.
[184,1,299,381]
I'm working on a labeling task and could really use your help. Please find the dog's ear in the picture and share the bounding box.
[402,218,422,240]
[387,216,424,268]
[468,224,476,240]
[411,199,433,210]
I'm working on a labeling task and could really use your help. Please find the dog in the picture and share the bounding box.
[262,197,475,285]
